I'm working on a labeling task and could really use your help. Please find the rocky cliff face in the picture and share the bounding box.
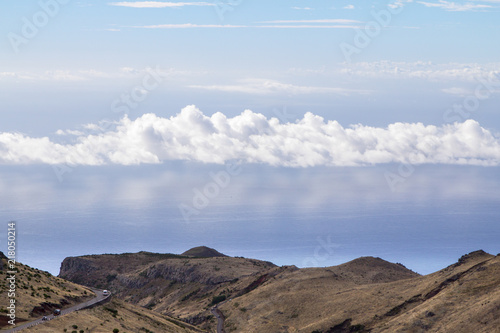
[59,257,98,286]
[0,251,6,271]
[59,253,275,289]
[58,248,277,329]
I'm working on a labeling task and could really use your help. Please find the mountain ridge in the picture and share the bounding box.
[16,248,498,333]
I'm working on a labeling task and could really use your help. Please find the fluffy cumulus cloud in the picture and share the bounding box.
[1,106,500,167]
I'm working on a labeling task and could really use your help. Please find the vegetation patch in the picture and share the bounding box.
[210,295,227,306]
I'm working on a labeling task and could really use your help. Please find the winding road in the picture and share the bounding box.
[211,298,231,333]
[7,289,228,333]
[210,306,225,333]
[4,289,111,332]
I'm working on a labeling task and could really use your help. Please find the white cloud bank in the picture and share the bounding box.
[1,106,500,167]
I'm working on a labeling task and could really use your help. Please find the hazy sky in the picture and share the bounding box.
[1,0,499,274]
[1,0,499,135]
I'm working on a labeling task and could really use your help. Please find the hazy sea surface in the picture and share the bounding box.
[2,196,499,276]
[1,164,499,275]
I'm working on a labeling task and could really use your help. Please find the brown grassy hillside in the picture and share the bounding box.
[220,256,420,332]
[0,252,94,330]
[369,251,500,333]
[56,248,500,333]
[219,250,500,333]
[0,252,207,332]
[21,298,203,333]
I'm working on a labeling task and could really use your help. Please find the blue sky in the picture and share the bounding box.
[1,0,500,137]
[1,0,500,274]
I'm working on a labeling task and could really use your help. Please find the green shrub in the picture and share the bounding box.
[181,288,200,302]
[106,274,117,282]
[351,324,365,331]
[210,295,226,306]
[104,307,118,317]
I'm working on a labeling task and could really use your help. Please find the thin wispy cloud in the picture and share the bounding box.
[441,87,473,96]
[291,6,313,10]
[134,22,361,29]
[257,25,361,29]
[0,70,89,82]
[188,79,368,95]
[136,23,246,29]
[343,4,355,9]
[417,0,491,11]
[259,19,362,24]
[340,61,500,82]
[4,63,499,85]
[109,1,214,8]
[0,67,198,82]
[388,0,409,10]
[1,106,499,167]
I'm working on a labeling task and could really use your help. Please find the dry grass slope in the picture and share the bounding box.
[219,251,500,333]
[24,247,500,333]
[0,251,210,333]
[21,299,203,333]
[370,251,500,333]
[0,252,94,330]
[220,256,420,332]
